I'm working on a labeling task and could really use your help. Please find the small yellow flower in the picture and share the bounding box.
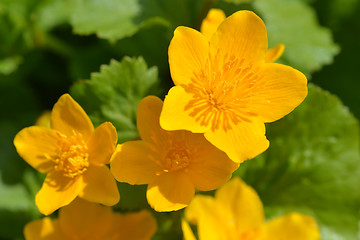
[200,8,285,63]
[110,96,238,212]
[24,198,157,240]
[35,111,51,128]
[182,177,320,240]
[14,94,119,215]
[160,10,307,163]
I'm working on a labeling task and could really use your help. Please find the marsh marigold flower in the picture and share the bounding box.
[14,94,119,215]
[24,198,157,240]
[160,10,307,163]
[110,96,238,212]
[182,177,320,240]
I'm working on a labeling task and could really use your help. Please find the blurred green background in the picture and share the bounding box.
[0,0,359,239]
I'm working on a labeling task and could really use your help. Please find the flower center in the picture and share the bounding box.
[183,53,262,131]
[52,131,89,178]
[163,148,190,172]
[203,54,261,112]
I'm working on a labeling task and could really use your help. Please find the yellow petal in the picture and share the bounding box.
[78,165,119,206]
[197,212,228,240]
[192,200,228,240]
[14,126,57,173]
[186,138,238,191]
[168,26,209,86]
[266,44,285,63]
[247,63,308,123]
[136,96,165,143]
[35,171,81,215]
[110,141,162,185]
[160,86,210,133]
[200,8,226,40]
[185,195,215,224]
[215,177,264,232]
[265,212,320,240]
[209,10,268,67]
[58,198,113,239]
[204,119,269,163]
[24,218,64,240]
[182,219,197,240]
[111,210,157,240]
[87,122,117,165]
[50,94,94,140]
[147,171,195,212]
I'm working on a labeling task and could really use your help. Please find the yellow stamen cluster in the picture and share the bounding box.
[163,148,190,172]
[183,53,263,131]
[53,131,89,178]
[151,133,194,174]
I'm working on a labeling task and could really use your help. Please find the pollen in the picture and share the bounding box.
[51,131,89,178]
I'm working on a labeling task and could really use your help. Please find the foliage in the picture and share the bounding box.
[254,0,339,75]
[236,84,360,239]
[71,57,160,143]
[0,0,359,239]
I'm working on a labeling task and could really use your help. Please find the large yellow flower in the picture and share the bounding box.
[110,96,238,212]
[24,198,157,240]
[160,10,307,163]
[182,177,320,240]
[14,94,119,215]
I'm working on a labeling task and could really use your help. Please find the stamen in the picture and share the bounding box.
[184,53,263,131]
[154,133,196,173]
[48,131,89,178]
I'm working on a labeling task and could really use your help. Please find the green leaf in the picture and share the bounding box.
[69,0,140,42]
[137,0,204,28]
[0,56,22,75]
[34,0,70,31]
[236,84,360,239]
[114,18,173,82]
[0,167,43,239]
[70,57,159,143]
[223,0,252,4]
[0,0,70,75]
[254,0,340,75]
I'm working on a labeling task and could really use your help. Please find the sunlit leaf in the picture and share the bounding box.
[254,0,340,74]
[71,57,159,143]
[223,0,251,4]
[236,84,360,239]
[69,0,140,42]
[0,56,22,75]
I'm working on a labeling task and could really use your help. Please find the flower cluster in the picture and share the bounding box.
[14,9,315,240]
[24,198,156,240]
[182,177,320,240]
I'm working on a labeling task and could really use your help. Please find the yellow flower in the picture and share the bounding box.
[200,9,285,63]
[182,177,320,240]
[160,10,307,163]
[24,198,157,240]
[14,94,119,215]
[110,96,238,212]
